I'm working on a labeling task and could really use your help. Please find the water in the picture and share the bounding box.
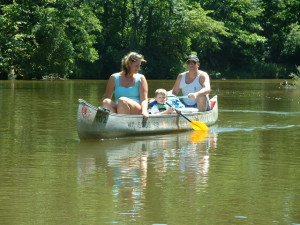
[0,79,300,225]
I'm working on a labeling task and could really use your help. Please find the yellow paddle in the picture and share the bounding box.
[190,130,208,143]
[166,102,209,131]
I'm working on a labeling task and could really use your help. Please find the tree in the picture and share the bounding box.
[282,23,300,64]
[94,0,228,79]
[261,0,300,63]
[200,0,266,74]
[0,0,101,79]
[2,0,297,80]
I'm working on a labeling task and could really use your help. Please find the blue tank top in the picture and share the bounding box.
[114,73,142,103]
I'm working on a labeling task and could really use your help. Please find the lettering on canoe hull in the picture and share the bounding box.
[93,115,196,130]
[95,115,108,124]
[128,121,160,129]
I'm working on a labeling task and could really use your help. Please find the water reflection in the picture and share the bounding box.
[221,109,300,115]
[1,79,300,224]
[77,131,218,220]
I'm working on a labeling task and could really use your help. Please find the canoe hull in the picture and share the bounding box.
[77,96,218,139]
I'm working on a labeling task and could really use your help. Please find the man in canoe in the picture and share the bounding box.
[170,54,211,112]
[102,52,149,120]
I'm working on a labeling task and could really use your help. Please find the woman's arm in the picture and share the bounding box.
[102,75,115,99]
[139,75,149,118]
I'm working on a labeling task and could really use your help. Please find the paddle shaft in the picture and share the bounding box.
[168,95,188,99]
[149,96,188,102]
[166,102,191,122]
[177,110,192,122]
[166,102,208,131]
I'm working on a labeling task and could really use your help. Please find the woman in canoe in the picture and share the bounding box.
[102,52,149,119]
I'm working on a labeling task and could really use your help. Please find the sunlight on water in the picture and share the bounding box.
[1,80,300,225]
[221,109,300,115]
[211,124,300,133]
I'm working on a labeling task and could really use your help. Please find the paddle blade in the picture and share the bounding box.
[190,130,208,143]
[190,121,209,131]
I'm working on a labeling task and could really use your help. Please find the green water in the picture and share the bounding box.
[0,79,300,225]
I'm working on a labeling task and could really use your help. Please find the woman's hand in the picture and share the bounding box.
[142,112,149,121]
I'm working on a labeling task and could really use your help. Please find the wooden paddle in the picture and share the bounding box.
[166,102,208,131]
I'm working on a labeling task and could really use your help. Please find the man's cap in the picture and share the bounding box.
[186,54,199,62]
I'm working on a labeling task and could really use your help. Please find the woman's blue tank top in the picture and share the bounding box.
[114,73,141,103]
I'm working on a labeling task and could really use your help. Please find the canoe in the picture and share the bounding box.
[77,95,218,139]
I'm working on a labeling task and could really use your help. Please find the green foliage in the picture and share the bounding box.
[94,0,228,79]
[0,0,299,79]
[261,0,300,63]
[289,65,300,85]
[0,0,101,79]
[200,0,267,69]
[282,23,300,63]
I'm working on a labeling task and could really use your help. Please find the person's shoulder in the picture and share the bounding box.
[111,72,121,77]
[108,73,120,83]
[179,71,187,76]
[176,72,185,80]
[136,73,147,81]
[199,70,209,76]
[198,70,209,80]
[198,70,210,84]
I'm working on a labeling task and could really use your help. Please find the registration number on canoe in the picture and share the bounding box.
[95,115,108,124]
[128,121,159,129]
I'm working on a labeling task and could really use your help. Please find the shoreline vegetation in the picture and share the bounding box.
[6,63,298,81]
[1,1,299,80]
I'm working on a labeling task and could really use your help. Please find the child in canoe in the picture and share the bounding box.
[149,89,175,114]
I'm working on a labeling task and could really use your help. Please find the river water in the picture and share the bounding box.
[0,79,300,225]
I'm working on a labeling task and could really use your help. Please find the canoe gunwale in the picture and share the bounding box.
[77,95,218,139]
